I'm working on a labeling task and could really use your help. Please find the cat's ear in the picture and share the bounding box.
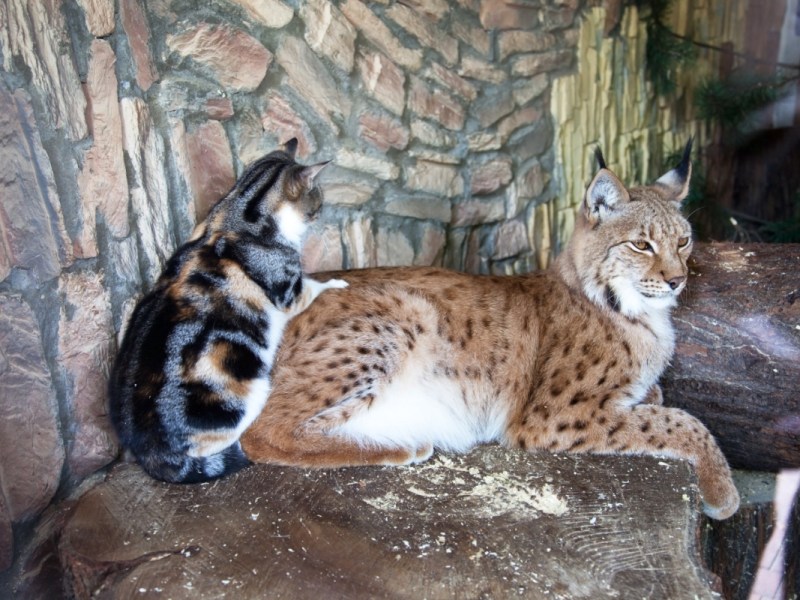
[283,138,299,158]
[583,163,630,226]
[655,138,692,203]
[298,160,330,188]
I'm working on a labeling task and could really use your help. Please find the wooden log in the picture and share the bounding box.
[662,243,800,472]
[701,471,776,600]
[31,449,722,599]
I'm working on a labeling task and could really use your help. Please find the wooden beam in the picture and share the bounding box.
[21,448,721,599]
[663,243,800,472]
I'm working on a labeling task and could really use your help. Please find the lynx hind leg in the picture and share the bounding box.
[241,390,433,468]
[242,284,439,468]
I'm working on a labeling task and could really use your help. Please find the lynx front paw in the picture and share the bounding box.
[699,470,740,520]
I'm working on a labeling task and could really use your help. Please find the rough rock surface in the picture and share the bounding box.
[0,296,64,523]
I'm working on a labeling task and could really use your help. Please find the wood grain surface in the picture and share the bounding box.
[55,447,717,599]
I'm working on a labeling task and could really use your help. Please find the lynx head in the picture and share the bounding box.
[558,140,694,318]
[204,138,329,248]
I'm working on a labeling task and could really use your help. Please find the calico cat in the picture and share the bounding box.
[109,139,347,483]
[241,141,740,520]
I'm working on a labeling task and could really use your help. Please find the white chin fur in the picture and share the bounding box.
[275,205,308,248]
[613,279,676,316]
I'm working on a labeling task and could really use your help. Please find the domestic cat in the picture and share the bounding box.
[242,141,739,520]
[109,139,347,483]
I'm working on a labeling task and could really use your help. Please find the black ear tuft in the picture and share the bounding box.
[655,138,693,203]
[284,138,299,158]
[594,147,607,171]
[675,138,693,181]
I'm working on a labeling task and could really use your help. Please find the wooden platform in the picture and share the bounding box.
[14,447,726,599]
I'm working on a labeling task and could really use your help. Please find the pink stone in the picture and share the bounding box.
[340,0,423,70]
[398,0,449,21]
[479,0,540,29]
[261,92,317,159]
[358,111,409,151]
[541,5,577,31]
[0,295,64,522]
[0,87,72,283]
[386,3,458,65]
[357,50,405,116]
[229,0,293,28]
[276,36,351,132]
[120,0,159,91]
[184,120,235,222]
[57,272,118,480]
[493,220,530,259]
[498,31,557,61]
[75,39,129,258]
[452,197,505,227]
[408,76,465,131]
[518,160,549,198]
[414,225,446,266]
[451,21,491,57]
[206,97,234,120]
[167,24,272,92]
[425,62,477,102]
[471,157,514,195]
[76,0,114,36]
[498,106,541,143]
[2,0,87,140]
[302,225,344,273]
[404,159,463,197]
[512,50,574,77]
[300,0,357,73]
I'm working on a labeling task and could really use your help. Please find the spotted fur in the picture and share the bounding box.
[109,140,347,483]
[242,140,739,520]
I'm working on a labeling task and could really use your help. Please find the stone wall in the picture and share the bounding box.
[0,0,586,570]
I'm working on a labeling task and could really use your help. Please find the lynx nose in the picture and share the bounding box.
[667,276,685,290]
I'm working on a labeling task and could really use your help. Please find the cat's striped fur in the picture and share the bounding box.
[109,139,346,483]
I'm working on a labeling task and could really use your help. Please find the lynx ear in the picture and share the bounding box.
[655,139,693,203]
[583,167,630,226]
[283,138,299,158]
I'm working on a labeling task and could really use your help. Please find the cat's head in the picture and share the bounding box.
[560,140,694,318]
[204,139,329,248]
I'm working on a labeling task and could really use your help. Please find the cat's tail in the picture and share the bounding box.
[138,442,252,484]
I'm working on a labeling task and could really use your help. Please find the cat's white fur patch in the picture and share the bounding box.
[275,204,307,248]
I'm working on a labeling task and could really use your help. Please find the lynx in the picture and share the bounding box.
[241,141,739,519]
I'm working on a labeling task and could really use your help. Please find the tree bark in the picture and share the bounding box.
[663,243,800,472]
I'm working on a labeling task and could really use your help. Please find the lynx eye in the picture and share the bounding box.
[677,236,690,248]
[631,240,652,252]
